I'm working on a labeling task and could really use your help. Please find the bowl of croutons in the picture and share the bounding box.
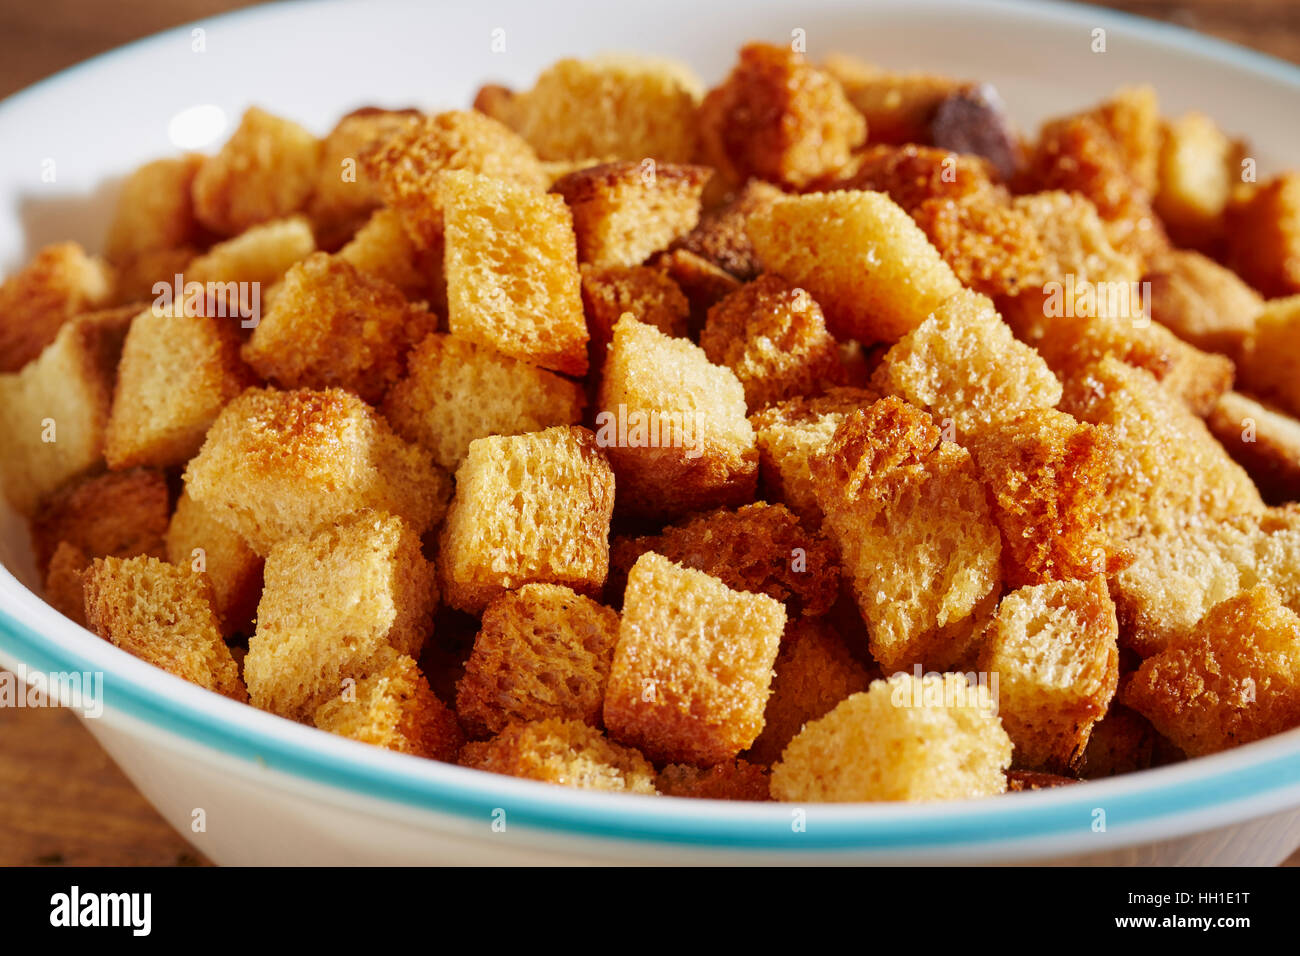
[2,0,1300,866]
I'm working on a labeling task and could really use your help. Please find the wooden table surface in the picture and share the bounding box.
[2,0,1299,867]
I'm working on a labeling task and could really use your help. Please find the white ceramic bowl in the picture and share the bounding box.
[3,0,1300,865]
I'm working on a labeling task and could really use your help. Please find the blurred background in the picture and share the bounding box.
[0,0,1297,866]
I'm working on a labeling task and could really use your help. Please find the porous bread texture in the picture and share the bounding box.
[183,387,448,555]
[166,489,263,634]
[671,179,784,281]
[45,541,90,626]
[653,248,742,333]
[459,717,658,794]
[1077,704,1157,778]
[82,555,246,701]
[829,144,995,213]
[769,673,1012,802]
[579,263,689,350]
[603,552,785,765]
[1144,248,1262,360]
[337,207,436,301]
[978,577,1119,773]
[184,215,316,289]
[1226,172,1300,297]
[0,242,113,373]
[655,760,770,801]
[104,155,205,267]
[456,583,620,738]
[30,468,169,574]
[245,510,437,721]
[1238,294,1300,418]
[1208,391,1300,503]
[437,426,616,614]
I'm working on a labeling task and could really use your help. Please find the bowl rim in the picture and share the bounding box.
[3,0,1300,854]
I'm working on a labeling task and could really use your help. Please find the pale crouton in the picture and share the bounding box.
[1225,173,1300,297]
[165,489,263,634]
[1144,248,1263,360]
[603,552,785,764]
[579,263,689,353]
[1155,112,1238,249]
[0,242,113,372]
[671,179,784,281]
[820,55,963,146]
[1208,391,1300,503]
[44,541,90,626]
[1237,294,1300,417]
[337,207,437,302]
[184,215,316,289]
[655,760,770,800]
[459,717,658,794]
[30,468,169,574]
[104,155,206,267]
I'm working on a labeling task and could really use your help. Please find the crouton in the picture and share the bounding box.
[472,83,516,125]
[829,144,995,213]
[608,502,840,618]
[1077,703,1157,778]
[579,264,689,353]
[313,652,463,761]
[456,583,620,738]
[192,107,320,236]
[744,617,874,765]
[82,555,246,701]
[1005,771,1078,791]
[699,275,843,410]
[652,248,741,335]
[44,541,90,626]
[1059,357,1264,539]
[769,673,1011,802]
[871,288,1060,440]
[459,717,658,794]
[183,387,449,554]
[1144,248,1263,360]
[670,179,784,281]
[1155,112,1238,249]
[812,398,1002,672]
[978,577,1119,772]
[655,760,770,800]
[505,55,700,164]
[1209,391,1300,504]
[1225,172,1300,297]
[0,242,114,372]
[748,387,878,525]
[1122,585,1300,757]
[821,54,963,146]
[1238,294,1300,416]
[438,425,615,614]
[748,190,965,345]
[698,43,865,191]
[245,510,436,720]
[1090,86,1161,197]
[1012,190,1140,288]
[104,305,255,469]
[911,190,1047,299]
[603,552,785,764]
[595,316,757,519]
[550,161,709,268]
[30,468,169,574]
[441,170,588,376]
[165,489,263,634]
[104,155,206,267]
[336,207,436,302]
[113,247,200,304]
[382,333,584,472]
[966,409,1119,588]
[184,215,316,289]
[241,252,433,403]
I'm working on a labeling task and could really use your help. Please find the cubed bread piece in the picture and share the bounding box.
[671,179,784,281]
[698,43,865,190]
[1238,294,1300,417]
[456,583,620,738]
[608,502,839,618]
[1077,704,1157,778]
[0,242,113,372]
[30,468,169,574]
[1144,248,1263,360]
[550,161,710,268]
[1089,85,1161,196]
[241,252,434,403]
[192,107,320,236]
[313,652,463,761]
[770,673,1011,802]
[830,144,996,212]
[383,332,584,472]
[165,489,263,634]
[812,397,1002,672]
[505,55,700,164]
[978,577,1119,773]
[1012,190,1140,287]
[966,409,1119,588]
[1155,112,1238,249]
[44,541,90,626]
[459,717,658,794]
[245,510,437,720]
[82,555,246,701]
[748,190,964,345]
[603,552,785,764]
[183,387,448,554]
[1226,173,1300,297]
[438,426,615,614]
[1059,357,1263,539]
[748,387,878,525]
[699,274,843,409]
[105,306,255,469]
[362,110,546,249]
[595,316,757,519]
[1209,391,1300,503]
[653,248,742,335]
[104,155,206,266]
[579,263,689,354]
[337,207,437,301]
[655,760,770,800]
[1122,585,1300,756]
[442,170,588,376]
[185,215,316,289]
[871,288,1060,440]
[744,617,874,765]
[820,55,963,146]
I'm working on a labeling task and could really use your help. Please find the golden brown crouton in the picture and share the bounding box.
[608,502,839,618]
[44,541,90,626]
[1208,391,1300,504]
[1154,112,1239,250]
[1237,294,1300,417]
[671,179,784,281]
[595,316,757,519]
[1225,173,1300,297]
[184,215,316,290]
[1089,86,1161,197]
[459,718,658,794]
[456,583,620,738]
[603,552,785,765]
[438,426,616,614]
[820,54,963,146]
[812,398,1002,672]
[910,190,1047,300]
[441,170,588,376]
[699,275,843,410]
[30,468,169,574]
[336,207,437,302]
[382,332,584,472]
[1005,770,1078,791]
[192,107,320,237]
[829,144,995,212]
[655,760,770,800]
[652,248,742,335]
[0,242,114,372]
[313,652,463,761]
[550,161,710,268]
[183,387,449,554]
[1144,248,1263,360]
[165,489,263,635]
[104,155,206,267]
[978,577,1119,773]
[1077,703,1157,778]
[579,263,689,354]
[83,555,246,701]
[748,190,964,345]
[1011,190,1140,288]
[245,510,436,720]
[1122,585,1300,757]
[770,673,1011,802]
